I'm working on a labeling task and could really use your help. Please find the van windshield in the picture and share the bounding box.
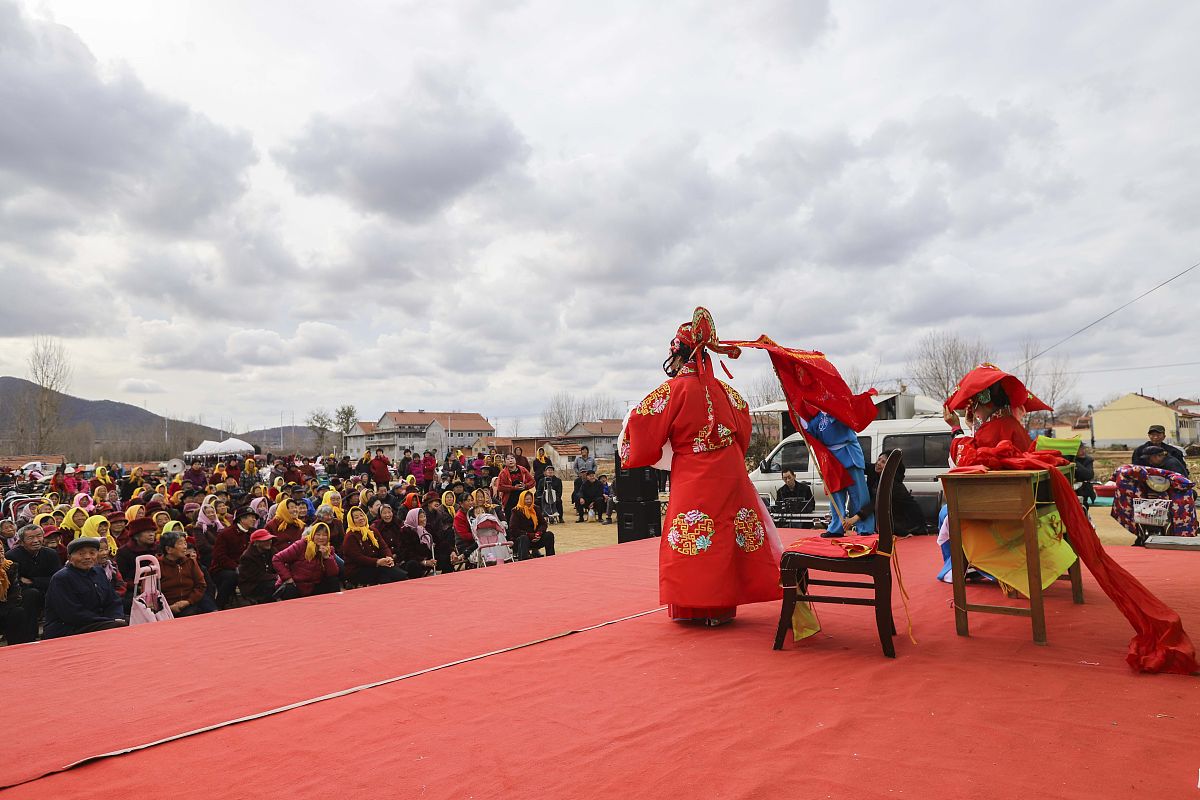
[764,441,809,473]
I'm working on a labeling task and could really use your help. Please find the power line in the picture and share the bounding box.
[1016,258,1200,368]
[1026,360,1200,377]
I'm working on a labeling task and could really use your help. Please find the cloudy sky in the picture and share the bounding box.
[1,0,1198,433]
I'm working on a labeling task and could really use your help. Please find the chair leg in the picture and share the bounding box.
[875,569,896,658]
[774,586,796,650]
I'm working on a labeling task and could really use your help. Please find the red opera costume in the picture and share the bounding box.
[619,309,782,622]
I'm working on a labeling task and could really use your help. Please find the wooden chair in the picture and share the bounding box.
[773,449,902,657]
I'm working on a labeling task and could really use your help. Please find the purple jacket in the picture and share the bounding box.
[271,538,339,596]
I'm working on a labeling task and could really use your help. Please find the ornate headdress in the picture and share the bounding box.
[664,307,742,376]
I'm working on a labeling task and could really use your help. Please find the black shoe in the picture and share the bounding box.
[819,530,842,538]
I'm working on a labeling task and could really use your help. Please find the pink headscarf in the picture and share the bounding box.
[404,507,433,550]
[250,496,268,521]
[73,493,94,511]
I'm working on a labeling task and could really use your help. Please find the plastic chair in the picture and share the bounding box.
[773,450,902,657]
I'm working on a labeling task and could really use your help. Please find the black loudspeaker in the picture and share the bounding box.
[617,499,662,543]
[614,451,659,502]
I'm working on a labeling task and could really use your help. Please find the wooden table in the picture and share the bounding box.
[940,469,1084,645]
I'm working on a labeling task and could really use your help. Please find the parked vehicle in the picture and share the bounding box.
[749,416,953,531]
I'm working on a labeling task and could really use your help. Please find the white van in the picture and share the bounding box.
[748,415,953,530]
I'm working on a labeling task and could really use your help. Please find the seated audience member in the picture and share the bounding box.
[42,526,69,563]
[598,474,614,524]
[0,547,33,644]
[508,490,556,560]
[150,509,172,539]
[266,498,307,553]
[157,530,217,616]
[6,523,61,640]
[1,519,18,552]
[80,514,119,556]
[60,506,88,540]
[1075,444,1097,509]
[575,470,606,522]
[1132,424,1189,476]
[397,508,437,578]
[371,503,404,553]
[859,453,926,535]
[272,523,341,599]
[250,496,270,526]
[341,506,406,584]
[94,538,127,602]
[1142,445,1189,478]
[116,517,159,611]
[427,493,463,572]
[42,538,127,638]
[453,494,478,565]
[237,530,279,604]
[314,504,345,551]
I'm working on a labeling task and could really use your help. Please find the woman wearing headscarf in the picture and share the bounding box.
[59,506,89,540]
[250,496,269,525]
[532,447,551,484]
[397,508,437,578]
[272,522,340,599]
[507,490,555,560]
[265,497,307,553]
[428,491,463,572]
[341,506,406,585]
[91,484,115,514]
[80,514,118,554]
[89,466,116,494]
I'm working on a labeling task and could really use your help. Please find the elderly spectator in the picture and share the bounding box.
[453,494,478,565]
[426,493,463,573]
[183,461,207,489]
[211,506,258,609]
[6,523,61,640]
[43,538,127,638]
[508,490,556,560]
[314,504,345,551]
[537,465,565,521]
[1143,445,1188,477]
[158,530,217,616]
[532,447,551,484]
[116,517,158,604]
[397,508,437,578]
[273,523,341,599]
[0,546,33,644]
[498,455,535,518]
[371,503,404,553]
[237,530,279,604]
[342,506,406,584]
[572,446,597,510]
[266,497,308,553]
[575,470,606,522]
[1132,425,1188,476]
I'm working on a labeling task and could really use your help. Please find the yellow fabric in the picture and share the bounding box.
[162,520,184,534]
[125,505,145,522]
[516,490,538,526]
[322,491,342,510]
[305,522,330,561]
[81,514,117,554]
[441,491,456,511]
[60,508,88,537]
[245,457,258,474]
[273,499,304,531]
[346,506,378,548]
[32,513,55,529]
[791,601,822,640]
[960,506,1078,598]
[0,552,10,602]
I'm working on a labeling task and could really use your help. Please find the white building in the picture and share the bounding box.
[343,411,495,459]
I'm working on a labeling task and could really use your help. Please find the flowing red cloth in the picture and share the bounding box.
[723,336,878,493]
[951,440,1198,675]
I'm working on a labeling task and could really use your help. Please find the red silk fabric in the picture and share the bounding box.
[950,440,1198,674]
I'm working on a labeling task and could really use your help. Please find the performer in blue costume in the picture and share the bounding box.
[801,410,874,537]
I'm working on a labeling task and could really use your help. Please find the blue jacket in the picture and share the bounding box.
[42,564,124,639]
[804,412,866,471]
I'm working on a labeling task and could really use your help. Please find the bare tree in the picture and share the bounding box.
[540,392,622,436]
[841,358,883,394]
[1014,339,1079,422]
[334,405,358,439]
[509,417,523,437]
[905,332,994,402]
[305,408,334,455]
[26,336,74,452]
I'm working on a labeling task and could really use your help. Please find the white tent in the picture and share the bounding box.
[183,438,256,458]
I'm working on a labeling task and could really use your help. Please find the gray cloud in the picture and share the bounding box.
[117,378,166,394]
[275,66,530,221]
[0,1,256,240]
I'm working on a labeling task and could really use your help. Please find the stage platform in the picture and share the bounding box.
[4,536,1198,799]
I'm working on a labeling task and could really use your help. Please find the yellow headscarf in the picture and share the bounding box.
[273,477,285,489]
[60,507,88,536]
[441,490,456,512]
[516,490,539,526]
[245,457,258,474]
[345,506,378,548]
[405,475,416,486]
[125,504,145,522]
[0,550,10,602]
[161,520,184,540]
[32,513,55,530]
[305,522,331,561]
[322,490,343,510]
[273,497,305,531]
[81,514,118,554]
[131,486,146,501]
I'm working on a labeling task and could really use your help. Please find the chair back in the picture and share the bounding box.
[874,449,903,553]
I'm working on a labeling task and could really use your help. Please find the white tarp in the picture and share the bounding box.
[183,440,222,458]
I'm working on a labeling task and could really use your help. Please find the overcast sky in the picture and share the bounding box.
[1,0,1198,433]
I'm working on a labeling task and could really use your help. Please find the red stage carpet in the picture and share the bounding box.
[4,536,1198,799]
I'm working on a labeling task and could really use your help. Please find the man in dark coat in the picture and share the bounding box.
[6,523,61,640]
[43,538,126,638]
[1133,425,1188,477]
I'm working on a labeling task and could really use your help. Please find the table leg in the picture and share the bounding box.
[1068,557,1084,604]
[948,500,969,638]
[1023,512,1047,645]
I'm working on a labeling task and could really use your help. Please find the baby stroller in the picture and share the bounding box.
[130,555,174,625]
[471,515,515,567]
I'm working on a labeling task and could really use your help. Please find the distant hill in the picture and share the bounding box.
[0,376,222,461]
[239,425,337,456]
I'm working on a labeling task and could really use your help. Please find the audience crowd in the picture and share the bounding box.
[1,445,622,642]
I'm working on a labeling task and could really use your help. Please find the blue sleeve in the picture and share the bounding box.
[46,573,111,627]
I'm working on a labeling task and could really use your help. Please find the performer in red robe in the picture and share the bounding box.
[619,308,782,625]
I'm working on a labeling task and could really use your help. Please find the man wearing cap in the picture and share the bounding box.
[237,530,278,604]
[211,506,259,609]
[6,524,62,640]
[42,538,127,638]
[1133,425,1188,477]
